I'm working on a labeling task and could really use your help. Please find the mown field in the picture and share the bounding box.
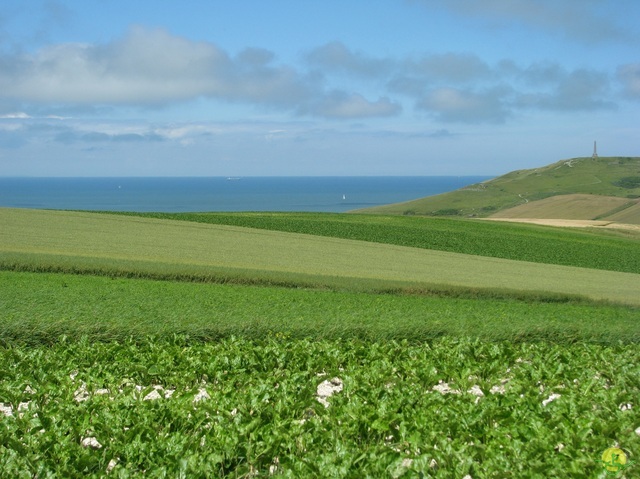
[490,194,638,221]
[605,202,640,224]
[1,207,639,477]
[99,210,640,272]
[2,208,640,305]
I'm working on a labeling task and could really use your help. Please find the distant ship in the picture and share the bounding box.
[226,177,241,181]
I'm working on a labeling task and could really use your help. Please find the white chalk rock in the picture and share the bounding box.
[316,377,343,407]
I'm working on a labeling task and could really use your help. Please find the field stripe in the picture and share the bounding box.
[2,208,640,305]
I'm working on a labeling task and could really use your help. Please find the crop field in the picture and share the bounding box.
[112,210,640,273]
[490,194,636,221]
[1,337,638,478]
[605,202,640,225]
[2,208,640,305]
[3,270,639,345]
[1,207,640,477]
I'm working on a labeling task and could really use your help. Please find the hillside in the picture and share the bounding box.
[353,156,640,220]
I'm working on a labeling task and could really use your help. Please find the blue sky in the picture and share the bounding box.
[0,0,638,177]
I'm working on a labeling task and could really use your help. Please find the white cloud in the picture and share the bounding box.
[408,53,492,84]
[418,0,636,43]
[0,26,300,105]
[306,41,395,78]
[516,69,614,111]
[307,42,620,123]
[0,25,630,125]
[307,92,401,119]
[153,124,219,141]
[418,86,511,123]
[0,112,30,119]
[617,63,640,100]
[0,27,400,121]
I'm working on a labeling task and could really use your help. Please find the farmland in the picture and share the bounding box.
[2,337,638,478]
[1,207,639,477]
[3,270,639,345]
[489,194,638,221]
[2,208,640,304]
[112,210,640,272]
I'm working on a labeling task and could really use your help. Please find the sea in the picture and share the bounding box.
[0,176,492,213]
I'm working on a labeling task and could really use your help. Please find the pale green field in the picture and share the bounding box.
[491,194,635,220]
[2,208,640,305]
[605,202,640,223]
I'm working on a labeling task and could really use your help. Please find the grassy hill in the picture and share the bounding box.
[354,156,640,219]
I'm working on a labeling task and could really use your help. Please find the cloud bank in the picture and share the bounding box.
[0,25,631,125]
[415,0,636,44]
[307,43,618,123]
[617,63,640,101]
[0,26,397,120]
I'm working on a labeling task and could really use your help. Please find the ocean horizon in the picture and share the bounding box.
[0,176,492,213]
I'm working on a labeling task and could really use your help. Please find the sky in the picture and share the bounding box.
[0,0,638,177]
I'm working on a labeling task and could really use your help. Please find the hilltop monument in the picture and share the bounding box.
[592,141,598,158]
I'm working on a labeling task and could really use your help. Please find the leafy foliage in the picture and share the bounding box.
[1,337,637,477]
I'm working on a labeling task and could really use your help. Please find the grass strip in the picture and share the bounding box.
[1,271,638,346]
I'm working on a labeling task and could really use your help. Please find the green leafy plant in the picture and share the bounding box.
[1,337,638,477]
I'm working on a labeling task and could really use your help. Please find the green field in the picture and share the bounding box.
[1,207,639,477]
[2,337,638,478]
[3,270,639,345]
[2,208,640,305]
[111,210,640,272]
[356,156,640,218]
